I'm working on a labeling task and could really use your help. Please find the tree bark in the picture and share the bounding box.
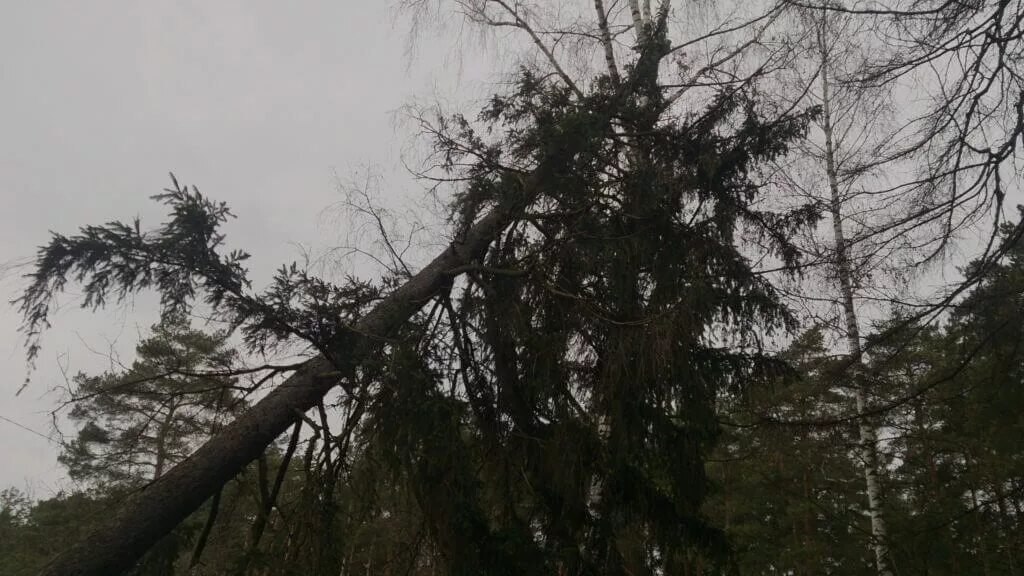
[627,0,646,44]
[37,167,553,576]
[819,34,895,576]
[593,0,622,85]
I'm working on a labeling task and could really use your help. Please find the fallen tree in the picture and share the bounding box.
[30,170,542,576]
[23,66,616,573]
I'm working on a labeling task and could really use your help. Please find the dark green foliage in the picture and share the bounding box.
[16,180,250,368]
[0,490,113,576]
[872,224,1024,574]
[709,328,877,575]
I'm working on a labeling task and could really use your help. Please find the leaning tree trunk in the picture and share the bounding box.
[37,165,557,576]
[819,45,895,576]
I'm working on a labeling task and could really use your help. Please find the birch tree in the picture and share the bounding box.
[820,51,895,576]
[759,5,918,573]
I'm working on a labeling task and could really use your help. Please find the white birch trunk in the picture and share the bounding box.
[627,0,646,44]
[819,36,895,576]
[593,0,622,85]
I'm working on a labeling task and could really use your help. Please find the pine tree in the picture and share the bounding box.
[59,313,242,486]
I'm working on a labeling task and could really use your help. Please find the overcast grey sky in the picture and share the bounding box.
[0,1,499,493]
